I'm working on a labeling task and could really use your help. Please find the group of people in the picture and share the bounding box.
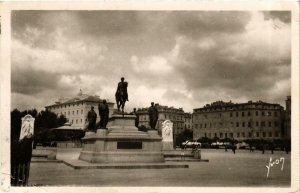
[128,102,159,130]
[86,99,109,131]
[223,143,290,154]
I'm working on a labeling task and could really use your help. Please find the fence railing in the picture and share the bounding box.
[11,138,33,186]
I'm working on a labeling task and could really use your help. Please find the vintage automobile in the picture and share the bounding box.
[181,140,201,148]
[236,142,250,149]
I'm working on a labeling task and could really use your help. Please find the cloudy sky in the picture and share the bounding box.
[11,11,291,113]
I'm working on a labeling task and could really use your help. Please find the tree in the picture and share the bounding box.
[212,136,220,142]
[35,109,57,129]
[56,114,68,127]
[175,129,193,147]
[34,110,67,145]
[197,137,213,144]
[11,109,22,141]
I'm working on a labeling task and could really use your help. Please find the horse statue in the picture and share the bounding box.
[115,78,128,113]
[115,90,127,112]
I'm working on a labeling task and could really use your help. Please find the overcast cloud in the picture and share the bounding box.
[11,11,291,112]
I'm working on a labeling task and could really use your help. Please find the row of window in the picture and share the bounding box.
[230,111,278,117]
[201,131,280,138]
[195,104,280,113]
[194,121,279,129]
[69,118,84,124]
[50,102,85,110]
[184,124,191,129]
[56,109,84,116]
[139,115,184,121]
[139,122,184,129]
[194,110,279,120]
[174,127,185,134]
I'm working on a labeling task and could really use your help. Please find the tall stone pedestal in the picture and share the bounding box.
[162,142,174,151]
[79,114,164,163]
[161,120,174,151]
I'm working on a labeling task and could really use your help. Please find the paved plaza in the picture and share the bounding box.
[28,148,290,187]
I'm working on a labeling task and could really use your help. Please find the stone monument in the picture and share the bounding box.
[79,114,164,163]
[19,114,35,141]
[11,114,34,186]
[161,120,174,150]
[79,78,164,163]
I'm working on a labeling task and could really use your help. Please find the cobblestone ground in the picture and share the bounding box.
[28,149,291,187]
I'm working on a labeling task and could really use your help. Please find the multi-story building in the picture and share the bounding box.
[184,113,193,131]
[136,104,185,135]
[45,90,114,130]
[193,100,284,141]
[284,96,291,139]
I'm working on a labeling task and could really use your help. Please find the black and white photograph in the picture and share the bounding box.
[0,1,299,193]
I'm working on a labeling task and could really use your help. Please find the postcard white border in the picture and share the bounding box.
[1,1,299,193]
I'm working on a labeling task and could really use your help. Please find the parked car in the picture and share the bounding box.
[211,142,219,149]
[200,143,210,148]
[181,140,201,148]
[211,141,231,149]
[222,142,232,149]
[236,142,249,149]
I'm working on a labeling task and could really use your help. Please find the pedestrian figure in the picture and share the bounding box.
[262,144,265,154]
[270,143,274,154]
[197,144,202,160]
[249,143,254,152]
[232,143,236,154]
[181,145,186,160]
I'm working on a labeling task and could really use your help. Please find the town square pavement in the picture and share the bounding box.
[28,148,290,187]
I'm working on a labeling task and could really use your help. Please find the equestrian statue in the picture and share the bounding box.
[115,77,129,112]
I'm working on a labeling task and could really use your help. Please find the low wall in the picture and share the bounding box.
[57,141,82,148]
[32,147,57,160]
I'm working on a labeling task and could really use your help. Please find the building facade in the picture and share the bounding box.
[45,90,114,130]
[184,113,193,131]
[136,104,185,135]
[193,100,284,141]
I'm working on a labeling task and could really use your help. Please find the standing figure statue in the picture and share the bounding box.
[148,102,158,130]
[132,108,139,128]
[115,77,128,112]
[98,99,109,129]
[87,106,97,131]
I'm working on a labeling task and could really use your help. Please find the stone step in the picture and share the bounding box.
[163,154,194,158]
[164,158,209,162]
[63,159,189,169]
[32,154,48,158]
[31,158,63,163]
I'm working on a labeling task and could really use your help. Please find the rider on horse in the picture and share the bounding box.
[115,77,129,112]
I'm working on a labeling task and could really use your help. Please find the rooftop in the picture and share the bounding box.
[45,89,113,108]
[193,100,283,112]
[137,104,185,113]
